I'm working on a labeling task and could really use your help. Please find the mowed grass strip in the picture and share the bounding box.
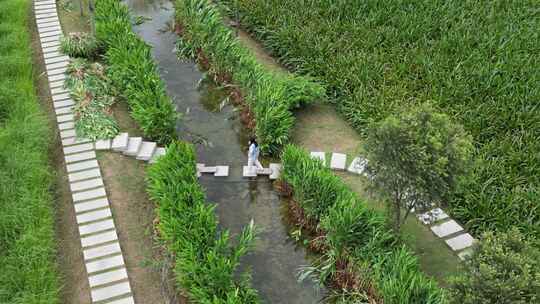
[218,0,540,238]
[0,0,60,302]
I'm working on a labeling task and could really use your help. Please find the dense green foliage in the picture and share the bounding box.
[175,0,325,154]
[94,0,177,145]
[60,32,99,58]
[0,0,60,301]
[364,104,473,231]
[147,141,260,303]
[450,229,540,303]
[282,145,445,304]
[64,58,119,140]
[219,0,540,238]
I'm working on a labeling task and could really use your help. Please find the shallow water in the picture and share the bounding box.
[123,0,323,302]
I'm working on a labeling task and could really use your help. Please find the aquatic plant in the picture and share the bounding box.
[94,0,177,145]
[147,141,261,303]
[60,32,99,58]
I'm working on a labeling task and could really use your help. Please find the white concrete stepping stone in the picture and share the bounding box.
[47,67,67,76]
[41,40,61,49]
[107,296,135,304]
[348,157,368,174]
[62,136,91,147]
[37,19,59,27]
[43,51,62,59]
[257,168,272,175]
[310,151,326,165]
[85,254,124,274]
[70,177,103,192]
[35,4,57,10]
[81,229,117,247]
[149,147,166,163]
[54,106,72,115]
[269,163,281,180]
[69,168,101,183]
[88,268,128,287]
[35,8,57,14]
[330,153,347,170]
[430,220,464,238]
[39,25,61,34]
[417,208,449,225]
[445,233,475,251]
[74,198,109,214]
[48,73,66,83]
[199,166,217,173]
[35,12,58,19]
[214,166,229,177]
[36,17,58,25]
[123,137,142,156]
[94,139,112,150]
[72,187,106,203]
[111,133,129,152]
[54,99,74,108]
[243,166,257,177]
[76,207,111,224]
[90,281,131,302]
[41,35,61,43]
[60,129,76,139]
[64,150,96,164]
[66,159,99,173]
[52,92,70,102]
[79,219,115,236]
[58,121,74,131]
[47,60,68,70]
[56,113,74,123]
[40,29,61,38]
[50,87,68,96]
[83,242,121,261]
[457,248,474,261]
[136,141,156,160]
[63,143,93,155]
[49,79,65,89]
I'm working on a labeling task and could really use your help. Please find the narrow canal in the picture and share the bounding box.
[123,0,324,302]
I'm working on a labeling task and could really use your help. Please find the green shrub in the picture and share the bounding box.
[450,229,540,304]
[147,141,260,303]
[175,0,325,154]
[60,32,99,58]
[94,0,177,145]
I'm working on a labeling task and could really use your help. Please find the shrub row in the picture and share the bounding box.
[174,0,325,155]
[218,0,540,238]
[0,0,60,301]
[94,0,177,145]
[282,145,445,304]
[146,141,260,303]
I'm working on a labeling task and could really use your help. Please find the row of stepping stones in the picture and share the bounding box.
[34,1,136,303]
[310,151,476,260]
[97,132,168,163]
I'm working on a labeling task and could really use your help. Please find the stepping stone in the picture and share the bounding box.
[46,60,68,70]
[458,248,474,261]
[53,93,70,101]
[39,25,61,34]
[62,136,91,147]
[74,198,109,214]
[41,35,61,43]
[36,18,59,26]
[81,229,117,247]
[64,150,96,164]
[348,157,368,174]
[445,233,475,251]
[63,143,93,155]
[54,106,72,115]
[430,220,464,238]
[269,163,281,180]
[199,166,217,173]
[70,177,104,192]
[41,40,61,49]
[47,67,67,76]
[214,166,229,177]
[149,147,166,163]
[69,168,101,183]
[40,29,61,38]
[257,168,272,175]
[135,141,156,160]
[417,208,449,225]
[83,242,121,261]
[43,51,62,59]
[58,121,74,131]
[107,296,135,304]
[94,139,112,150]
[50,86,69,96]
[45,55,68,65]
[243,166,257,177]
[72,187,106,203]
[35,4,57,10]
[330,153,347,170]
[56,113,74,123]
[35,8,57,14]
[90,281,131,302]
[85,254,124,274]
[60,129,76,139]
[76,207,111,225]
[111,133,129,152]
[36,17,58,25]
[79,219,115,236]
[35,12,58,19]
[123,137,142,156]
[49,80,65,89]
[54,99,74,109]
[38,22,61,31]
[310,151,326,165]
[88,268,128,287]
[66,159,99,173]
[48,73,66,83]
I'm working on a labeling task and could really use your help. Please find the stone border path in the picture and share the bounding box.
[34,1,135,303]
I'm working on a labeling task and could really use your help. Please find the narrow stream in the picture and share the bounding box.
[123,0,323,302]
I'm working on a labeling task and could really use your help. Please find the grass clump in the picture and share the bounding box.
[60,32,99,58]
[0,0,60,302]
[94,0,177,145]
[218,0,540,239]
[175,0,325,155]
[282,145,446,304]
[147,141,260,303]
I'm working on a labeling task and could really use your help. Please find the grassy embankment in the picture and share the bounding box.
[0,0,60,302]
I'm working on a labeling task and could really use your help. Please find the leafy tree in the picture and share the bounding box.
[364,103,472,231]
[450,229,540,304]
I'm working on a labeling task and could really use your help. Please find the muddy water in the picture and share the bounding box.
[123,0,323,302]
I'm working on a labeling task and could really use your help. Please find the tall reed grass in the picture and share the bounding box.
[0,0,60,301]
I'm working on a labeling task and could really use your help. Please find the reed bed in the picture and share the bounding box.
[0,0,60,301]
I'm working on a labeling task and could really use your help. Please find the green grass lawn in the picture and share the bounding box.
[0,0,60,302]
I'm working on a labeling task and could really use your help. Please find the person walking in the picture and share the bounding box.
[248,137,263,173]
